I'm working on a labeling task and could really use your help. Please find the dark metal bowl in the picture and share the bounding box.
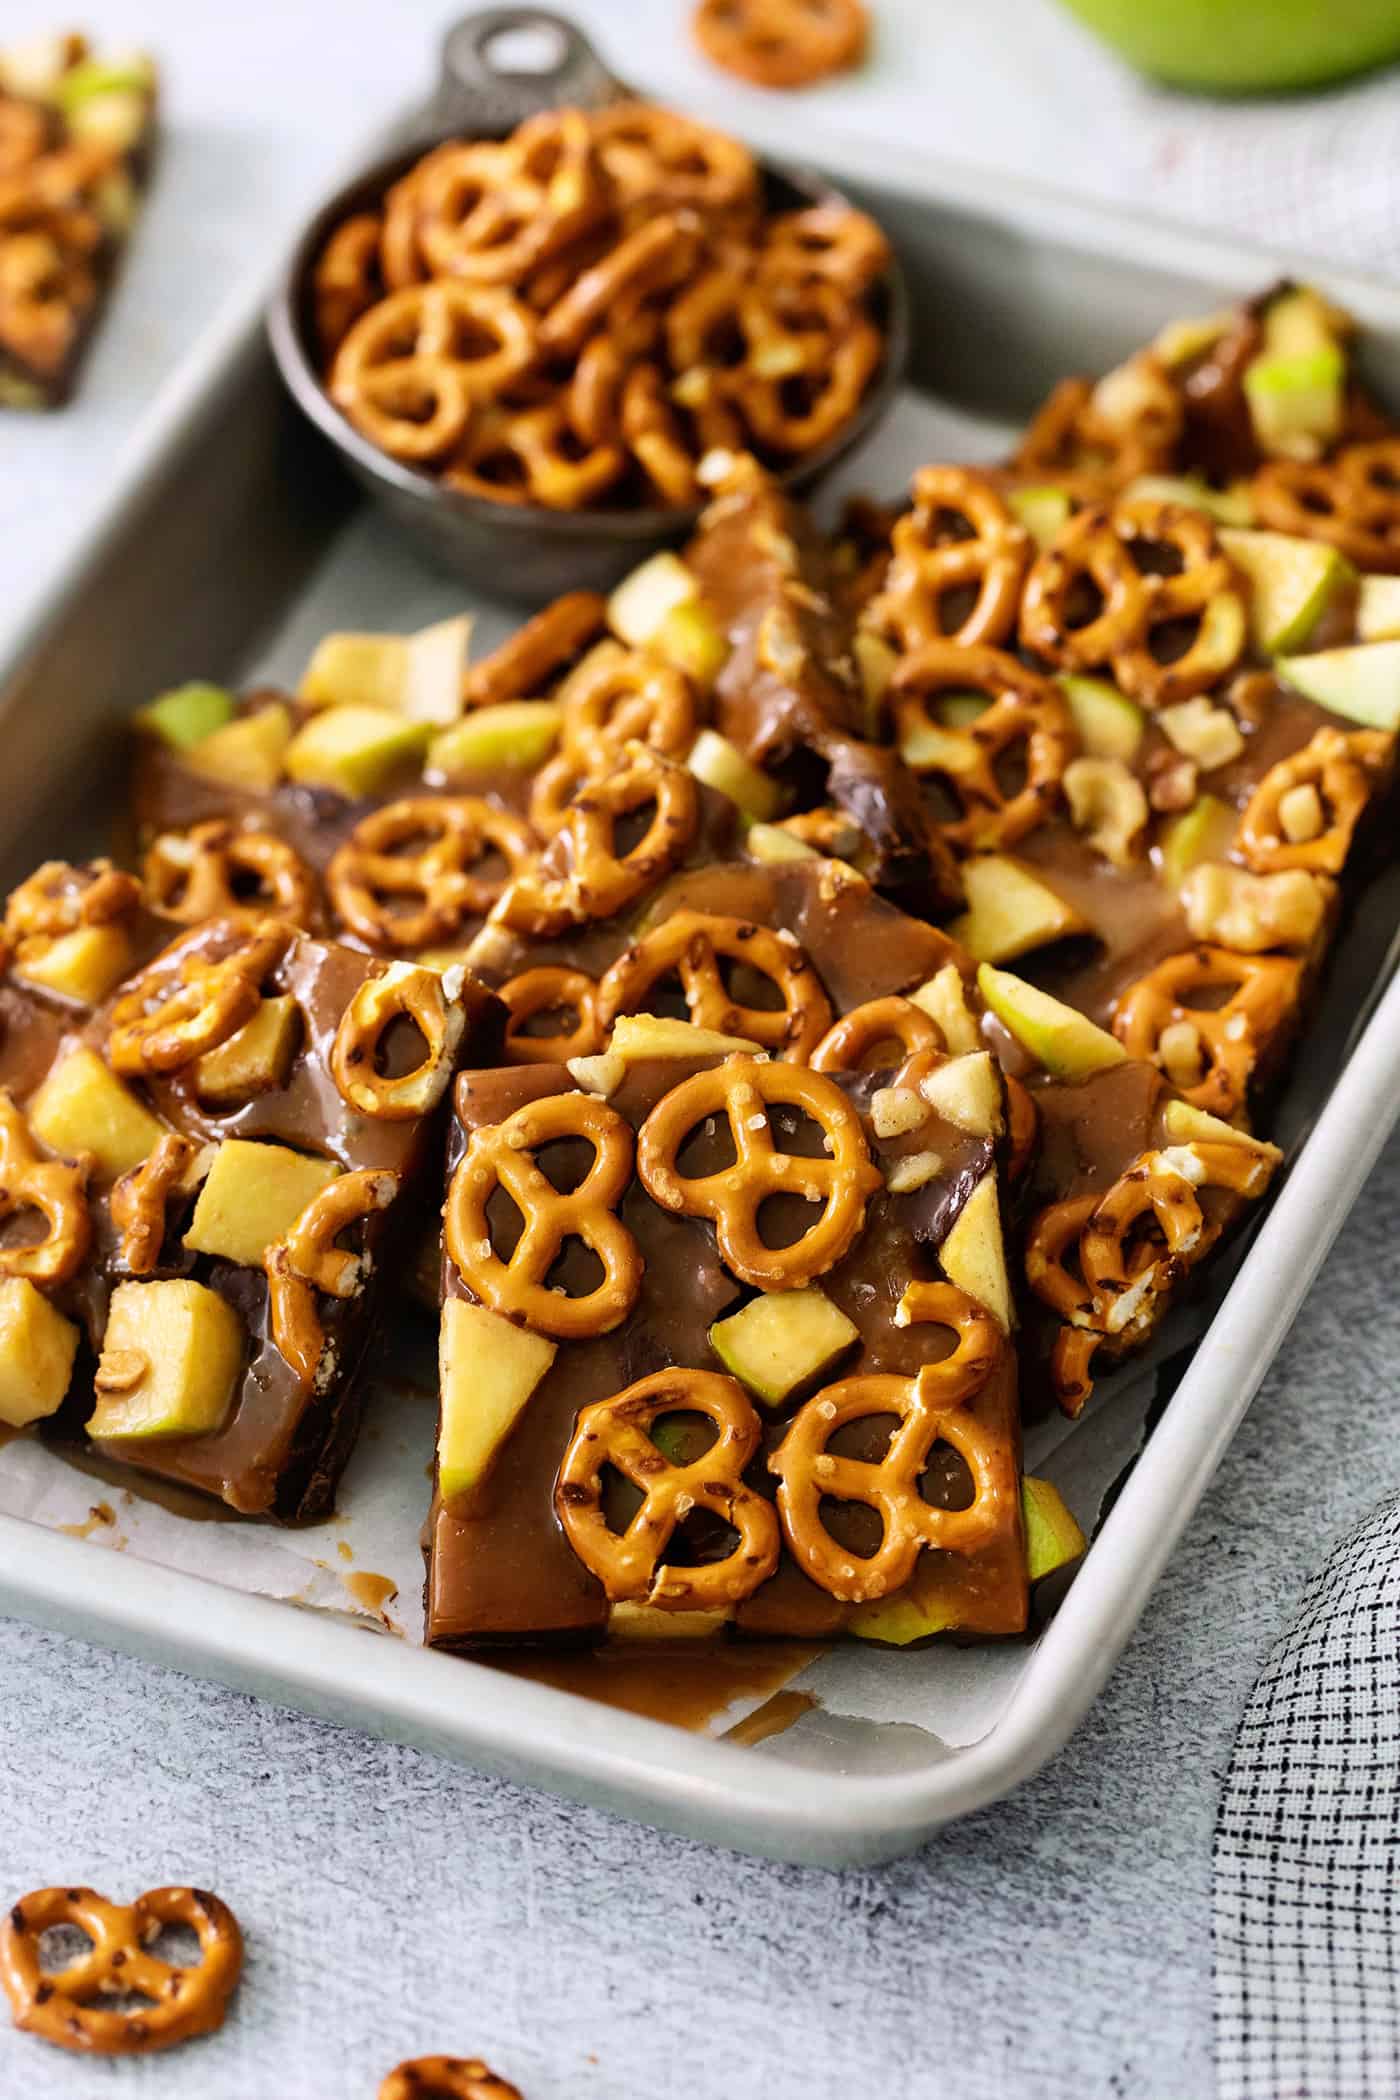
[266,7,909,607]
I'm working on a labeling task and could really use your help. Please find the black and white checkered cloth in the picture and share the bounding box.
[1214,1493,1400,2098]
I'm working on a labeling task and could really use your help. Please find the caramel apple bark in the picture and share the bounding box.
[426,1022,1025,1651]
[0,860,498,1517]
[0,32,157,408]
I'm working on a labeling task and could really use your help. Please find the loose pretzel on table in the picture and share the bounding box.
[890,641,1077,852]
[636,1053,883,1288]
[0,1089,91,1284]
[379,2059,523,2100]
[1237,726,1391,876]
[1112,946,1303,1118]
[327,796,537,951]
[107,918,291,1078]
[0,1884,243,2056]
[867,467,1032,652]
[692,0,869,89]
[555,1367,780,1608]
[444,1091,641,1339]
[330,963,465,1120]
[1252,437,1400,572]
[770,1280,1011,1603]
[597,910,832,1059]
[266,1167,399,1390]
[329,281,537,464]
[143,822,319,930]
[500,964,602,1065]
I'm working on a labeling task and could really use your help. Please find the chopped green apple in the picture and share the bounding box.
[846,1573,967,1645]
[653,601,728,690]
[709,1286,858,1407]
[1219,526,1353,653]
[1151,310,1233,370]
[438,1297,556,1506]
[184,1141,340,1268]
[908,964,981,1055]
[1358,576,1400,643]
[1057,674,1145,762]
[746,821,820,866]
[1243,345,1346,462]
[1022,1476,1087,1582]
[1122,474,1253,527]
[0,1278,80,1429]
[193,996,301,1105]
[853,630,897,733]
[949,855,1089,965]
[917,1051,1004,1139]
[606,1014,762,1062]
[610,1601,731,1640]
[931,1171,1012,1332]
[607,552,698,646]
[977,963,1126,1081]
[14,923,134,1007]
[88,1279,244,1441]
[1157,794,1237,890]
[1277,638,1400,731]
[686,728,782,821]
[50,54,155,113]
[1161,1099,1282,1161]
[283,705,430,799]
[27,1044,164,1180]
[186,703,293,791]
[426,699,562,778]
[135,682,236,751]
[1007,484,1072,549]
[300,614,471,726]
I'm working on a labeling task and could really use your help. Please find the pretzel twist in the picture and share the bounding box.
[589,102,759,217]
[530,648,699,835]
[5,858,140,949]
[144,822,318,930]
[445,1091,641,1339]
[0,1089,91,1284]
[771,1281,1009,1602]
[414,112,606,286]
[110,1132,199,1276]
[1238,727,1389,876]
[1020,497,1246,708]
[329,282,537,463]
[1252,438,1400,571]
[266,1167,399,1390]
[597,911,832,1059]
[809,995,941,1074]
[498,744,700,936]
[330,963,465,1120]
[1112,946,1303,1117]
[1012,359,1182,493]
[379,2060,523,2100]
[108,919,292,1078]
[313,210,383,360]
[637,1054,882,1287]
[445,399,625,509]
[327,797,537,951]
[891,641,1077,850]
[500,965,602,1065]
[733,282,883,458]
[692,0,869,88]
[556,1367,780,1607]
[0,1884,243,2056]
[868,467,1031,652]
[760,204,891,297]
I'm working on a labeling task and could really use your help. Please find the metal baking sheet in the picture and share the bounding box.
[2,125,1399,1866]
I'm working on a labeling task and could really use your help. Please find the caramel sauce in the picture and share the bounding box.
[492,1641,822,1736]
[56,1499,117,1541]
[724,1687,817,1746]
[342,1569,398,1616]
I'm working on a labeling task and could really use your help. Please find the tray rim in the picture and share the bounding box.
[3,121,1400,1867]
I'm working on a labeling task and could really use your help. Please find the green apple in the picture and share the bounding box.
[1161,1099,1282,1161]
[977,962,1126,1081]
[136,681,236,751]
[938,692,993,729]
[184,1142,340,1269]
[1056,0,1400,92]
[1057,674,1145,762]
[1244,346,1346,462]
[300,614,470,727]
[1022,1476,1087,1583]
[1158,793,1237,890]
[709,1286,859,1407]
[908,964,982,1054]
[437,1297,556,1507]
[746,821,820,865]
[427,699,561,778]
[1219,527,1354,653]
[917,1051,1004,1139]
[1123,474,1254,527]
[607,552,698,646]
[88,1280,243,1442]
[51,54,155,113]
[0,1279,80,1429]
[1278,638,1400,730]
[284,706,430,799]
[949,855,1089,965]
[687,728,782,821]
[607,1014,762,1061]
[932,1172,1012,1333]
[1357,576,1400,642]
[28,1044,165,1180]
[186,703,293,791]
[654,600,728,690]
[1007,484,1072,549]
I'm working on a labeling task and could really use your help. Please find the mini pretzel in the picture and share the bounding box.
[5,857,140,950]
[330,964,465,1120]
[538,212,701,359]
[868,467,1031,652]
[503,745,700,936]
[329,282,536,464]
[1238,727,1389,876]
[692,0,869,88]
[590,101,759,218]
[445,401,625,510]
[771,1282,1008,1602]
[444,1092,641,1339]
[108,919,291,1078]
[890,642,1076,851]
[530,649,699,835]
[144,822,318,930]
[313,210,383,360]
[735,285,883,458]
[760,205,890,297]
[1252,438,1400,572]
[501,966,602,1065]
[461,591,606,711]
[0,1884,242,2055]
[1020,497,1246,708]
[327,797,536,951]
[379,2060,523,2100]
[111,1132,200,1276]
[597,911,832,1059]
[809,995,940,1073]
[1012,362,1181,492]
[637,1054,882,1287]
[266,1167,399,1389]
[0,1089,90,1285]
[556,1368,780,1608]
[1113,946,1302,1117]
[415,113,605,286]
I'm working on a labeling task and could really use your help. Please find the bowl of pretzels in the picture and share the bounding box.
[268,8,906,604]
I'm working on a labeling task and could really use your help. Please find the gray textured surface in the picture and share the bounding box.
[4,2,1400,2092]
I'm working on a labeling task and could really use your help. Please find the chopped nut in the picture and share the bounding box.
[1180,862,1331,953]
[871,1085,927,1139]
[93,1348,147,1394]
[1103,1264,1159,1335]
[1159,697,1246,772]
[1158,1019,1205,1090]
[1063,757,1149,869]
[1146,751,1199,813]
[885,1148,944,1194]
[1278,782,1325,844]
[566,1053,624,1099]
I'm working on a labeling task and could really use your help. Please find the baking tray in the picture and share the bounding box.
[2,117,1400,1867]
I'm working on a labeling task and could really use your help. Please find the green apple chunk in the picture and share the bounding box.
[1219,527,1353,653]
[1022,1476,1087,1583]
[1007,485,1072,549]
[88,1280,244,1441]
[51,54,156,113]
[1357,576,1400,643]
[1157,794,1237,890]
[187,703,293,791]
[15,923,134,1007]
[184,1141,340,1268]
[607,552,698,646]
[908,963,981,1054]
[136,682,236,751]
[746,821,820,866]
[949,855,1089,965]
[301,614,471,726]
[929,1172,1013,1333]
[1244,345,1345,463]
[1122,474,1253,527]
[917,1051,1004,1139]
[0,1278,80,1428]
[438,1297,556,1506]
[977,963,1125,1081]
[686,728,781,821]
[606,1014,762,1061]
[283,705,430,798]
[709,1286,859,1408]
[28,1044,165,1180]
[1161,1099,1282,1163]
[427,699,561,778]
[654,600,728,690]
[1057,674,1145,762]
[1278,638,1400,731]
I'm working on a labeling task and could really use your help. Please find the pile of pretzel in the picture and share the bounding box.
[313,100,890,509]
